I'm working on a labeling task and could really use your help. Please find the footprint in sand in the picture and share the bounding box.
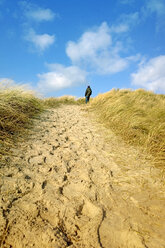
[0,105,165,248]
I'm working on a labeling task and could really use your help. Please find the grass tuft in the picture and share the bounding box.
[1,84,164,167]
[90,88,165,167]
[0,88,85,163]
[0,86,44,160]
[43,95,85,108]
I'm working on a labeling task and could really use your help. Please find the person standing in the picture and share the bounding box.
[85,85,92,103]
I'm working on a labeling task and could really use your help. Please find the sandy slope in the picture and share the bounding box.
[0,105,165,248]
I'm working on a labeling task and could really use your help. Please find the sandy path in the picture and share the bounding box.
[0,105,165,248]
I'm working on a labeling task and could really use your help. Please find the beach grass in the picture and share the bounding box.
[0,87,85,162]
[0,86,44,160]
[43,95,85,108]
[1,85,164,167]
[89,88,165,167]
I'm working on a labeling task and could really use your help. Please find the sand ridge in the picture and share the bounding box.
[0,105,165,248]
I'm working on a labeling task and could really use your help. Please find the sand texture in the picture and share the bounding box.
[0,105,165,248]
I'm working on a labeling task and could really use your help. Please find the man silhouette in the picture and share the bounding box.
[85,85,92,103]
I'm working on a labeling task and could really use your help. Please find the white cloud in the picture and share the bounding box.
[37,64,87,92]
[36,21,140,93]
[66,22,111,62]
[110,12,139,33]
[20,1,55,22]
[131,55,165,93]
[93,54,128,74]
[120,0,165,30]
[19,2,56,52]
[110,24,129,33]
[121,0,165,15]
[66,22,140,75]
[122,12,139,27]
[25,29,55,51]
[26,8,55,22]
[145,0,165,16]
[142,0,165,30]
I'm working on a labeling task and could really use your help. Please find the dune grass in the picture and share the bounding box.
[89,89,165,167]
[1,85,164,167]
[43,95,85,108]
[0,86,44,160]
[0,87,85,163]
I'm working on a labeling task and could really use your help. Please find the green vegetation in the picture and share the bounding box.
[90,89,165,167]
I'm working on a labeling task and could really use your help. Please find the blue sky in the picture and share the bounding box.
[0,0,165,97]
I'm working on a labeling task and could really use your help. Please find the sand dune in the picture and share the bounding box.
[0,105,165,248]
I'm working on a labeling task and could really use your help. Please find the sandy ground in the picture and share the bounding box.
[0,105,165,248]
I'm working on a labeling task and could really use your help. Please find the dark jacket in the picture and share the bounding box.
[85,87,92,97]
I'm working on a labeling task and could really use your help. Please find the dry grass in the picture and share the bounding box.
[1,84,164,167]
[0,86,44,160]
[43,95,85,108]
[89,89,165,167]
[0,87,85,163]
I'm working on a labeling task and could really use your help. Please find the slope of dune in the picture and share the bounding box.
[0,105,165,248]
